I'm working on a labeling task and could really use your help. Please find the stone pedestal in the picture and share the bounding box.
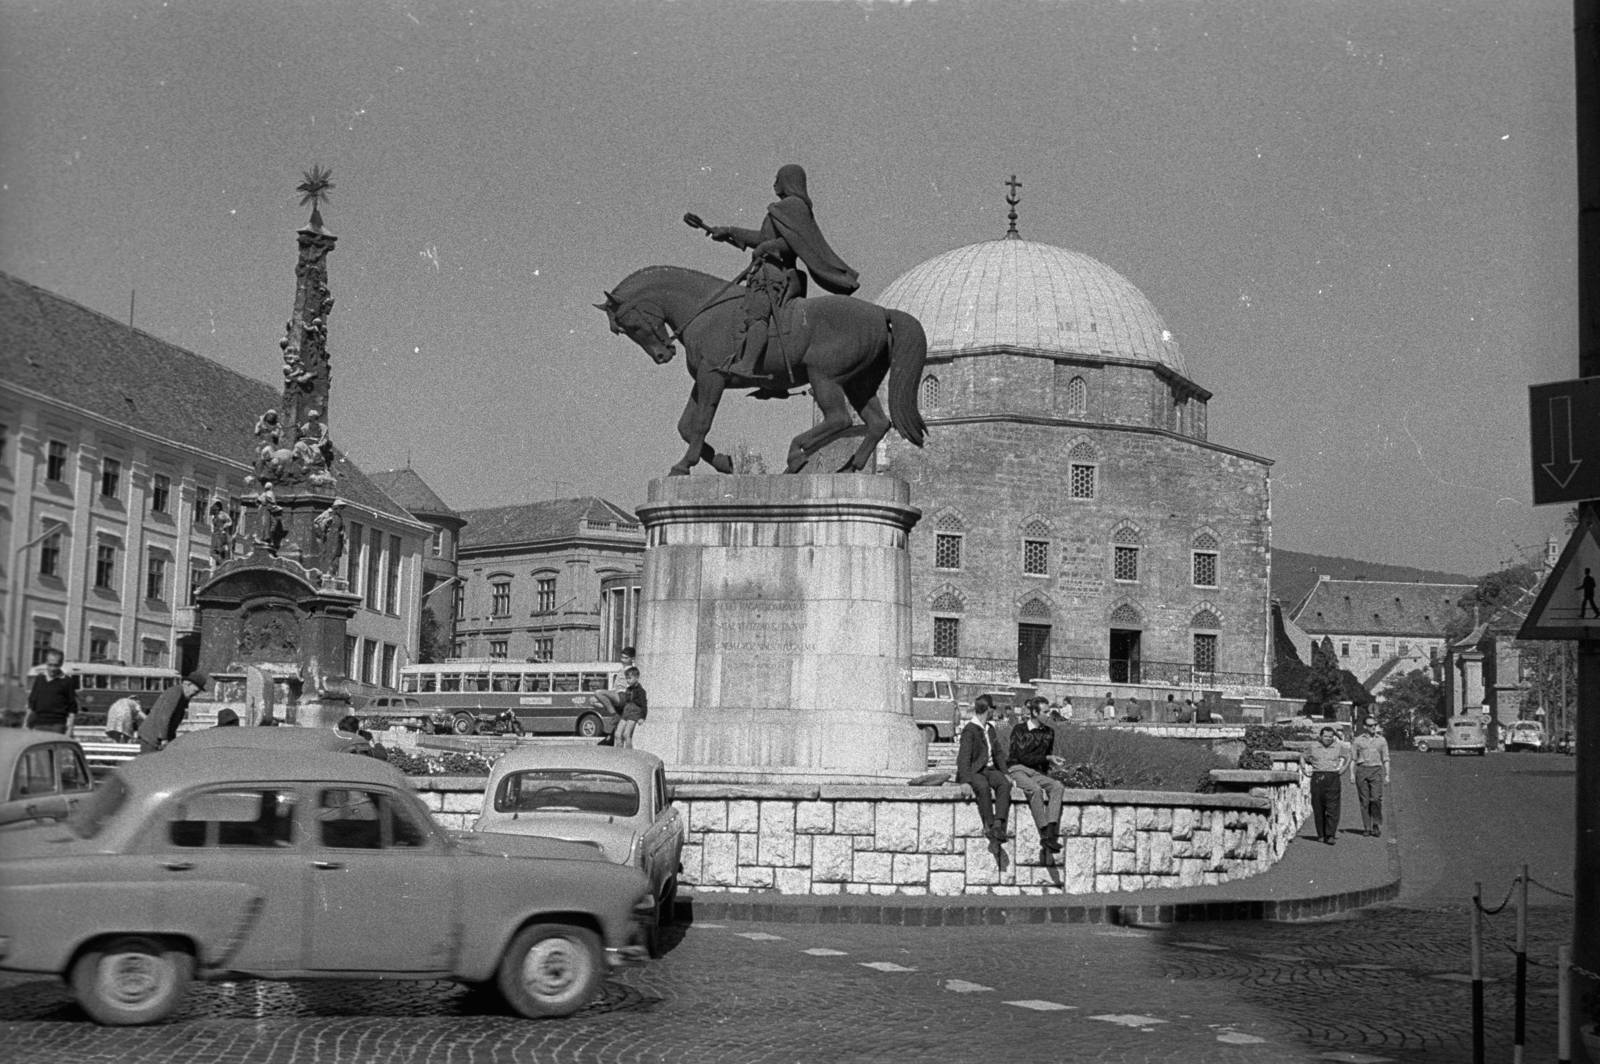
[633,474,924,784]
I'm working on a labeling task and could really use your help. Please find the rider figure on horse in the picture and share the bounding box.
[690,164,860,398]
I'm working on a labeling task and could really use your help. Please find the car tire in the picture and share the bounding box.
[647,877,678,960]
[497,923,604,1019]
[71,935,193,1026]
[452,713,477,736]
[1415,741,1431,753]
[575,713,603,738]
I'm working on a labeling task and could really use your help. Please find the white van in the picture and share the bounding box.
[911,668,959,742]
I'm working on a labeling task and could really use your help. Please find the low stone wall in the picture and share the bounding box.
[406,753,1309,897]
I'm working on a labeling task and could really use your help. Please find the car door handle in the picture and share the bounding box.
[312,860,344,871]
[163,861,196,872]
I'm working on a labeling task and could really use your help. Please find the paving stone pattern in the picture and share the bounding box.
[0,903,1569,1064]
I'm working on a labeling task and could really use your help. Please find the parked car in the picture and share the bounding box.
[474,746,684,958]
[354,694,430,731]
[1445,715,1488,756]
[0,746,653,1025]
[1,729,94,829]
[1412,727,1446,753]
[1503,720,1546,753]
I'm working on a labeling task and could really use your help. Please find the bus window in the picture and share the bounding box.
[938,682,953,699]
[465,674,490,692]
[440,673,461,692]
[400,674,419,693]
[524,673,551,692]
[491,674,520,693]
[912,680,936,699]
[552,673,580,693]
[580,673,610,692]
[421,673,438,693]
[95,675,110,689]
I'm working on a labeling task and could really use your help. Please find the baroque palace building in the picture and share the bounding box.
[0,272,436,694]
[875,221,1275,694]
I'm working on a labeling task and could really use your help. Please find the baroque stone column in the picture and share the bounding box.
[633,474,925,784]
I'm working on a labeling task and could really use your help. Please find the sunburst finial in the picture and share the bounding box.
[297,165,335,229]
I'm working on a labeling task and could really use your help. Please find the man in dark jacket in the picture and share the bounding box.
[137,671,208,753]
[24,649,78,733]
[1009,697,1067,864]
[955,694,1012,842]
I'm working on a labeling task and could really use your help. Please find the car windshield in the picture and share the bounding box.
[66,775,128,839]
[493,769,640,817]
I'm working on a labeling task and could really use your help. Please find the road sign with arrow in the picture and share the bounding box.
[1529,377,1600,505]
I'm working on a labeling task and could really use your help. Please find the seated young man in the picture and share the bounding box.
[1008,697,1067,864]
[955,694,1013,842]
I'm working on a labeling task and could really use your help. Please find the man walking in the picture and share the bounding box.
[1350,716,1391,837]
[1305,726,1351,844]
[956,694,1013,842]
[137,671,209,753]
[1008,697,1067,863]
[24,649,78,734]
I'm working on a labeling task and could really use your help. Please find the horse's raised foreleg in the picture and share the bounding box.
[785,375,854,473]
[840,394,891,472]
[672,376,728,476]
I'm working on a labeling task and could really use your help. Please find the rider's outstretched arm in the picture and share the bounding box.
[715,225,766,249]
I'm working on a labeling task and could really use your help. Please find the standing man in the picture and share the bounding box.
[137,672,209,753]
[956,694,1013,842]
[613,667,648,749]
[1581,567,1600,618]
[1350,716,1391,837]
[1305,726,1352,845]
[24,649,78,734]
[1008,697,1067,863]
[104,692,143,743]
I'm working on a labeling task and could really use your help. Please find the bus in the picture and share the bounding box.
[398,661,627,737]
[23,663,180,732]
[911,668,959,742]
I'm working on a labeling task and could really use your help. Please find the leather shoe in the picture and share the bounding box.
[988,821,1013,841]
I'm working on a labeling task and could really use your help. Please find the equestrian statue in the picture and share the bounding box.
[596,164,928,476]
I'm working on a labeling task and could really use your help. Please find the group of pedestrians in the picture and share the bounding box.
[1305,716,1391,844]
[955,694,1069,865]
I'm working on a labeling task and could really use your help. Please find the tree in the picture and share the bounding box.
[1381,670,1444,736]
[1442,560,1541,645]
[1307,637,1345,718]
[417,606,449,664]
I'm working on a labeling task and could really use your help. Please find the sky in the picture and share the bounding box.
[0,0,1580,577]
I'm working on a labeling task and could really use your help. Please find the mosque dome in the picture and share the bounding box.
[876,239,1186,376]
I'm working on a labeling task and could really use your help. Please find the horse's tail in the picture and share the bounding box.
[885,309,928,448]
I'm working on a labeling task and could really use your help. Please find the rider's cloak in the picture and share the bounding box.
[766,165,860,297]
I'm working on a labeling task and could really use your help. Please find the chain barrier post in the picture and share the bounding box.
[1514,865,1527,1064]
[1561,944,1573,1064]
[1472,881,1485,1064]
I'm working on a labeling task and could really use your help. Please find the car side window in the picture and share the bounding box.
[11,748,57,799]
[317,789,427,849]
[56,745,92,794]
[169,789,298,848]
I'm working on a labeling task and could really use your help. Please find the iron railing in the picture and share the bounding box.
[912,653,1266,689]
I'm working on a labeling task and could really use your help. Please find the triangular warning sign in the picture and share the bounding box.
[1520,511,1600,639]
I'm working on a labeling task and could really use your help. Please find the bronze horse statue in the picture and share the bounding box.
[596,266,928,475]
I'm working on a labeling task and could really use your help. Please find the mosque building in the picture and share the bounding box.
[874,186,1275,701]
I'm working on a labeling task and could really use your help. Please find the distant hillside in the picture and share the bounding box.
[1272,548,1476,609]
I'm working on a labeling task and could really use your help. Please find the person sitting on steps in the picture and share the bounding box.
[956,694,1013,844]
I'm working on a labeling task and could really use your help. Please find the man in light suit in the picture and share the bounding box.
[956,694,1013,842]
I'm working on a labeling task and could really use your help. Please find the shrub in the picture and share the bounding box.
[1237,750,1276,771]
[1243,725,1291,754]
[388,749,494,776]
[1046,724,1227,793]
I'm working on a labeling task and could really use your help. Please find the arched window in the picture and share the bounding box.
[1109,602,1143,626]
[1065,375,1087,416]
[1192,529,1220,588]
[919,374,940,413]
[1190,608,1223,630]
[1067,440,1099,500]
[1020,597,1052,618]
[931,590,966,612]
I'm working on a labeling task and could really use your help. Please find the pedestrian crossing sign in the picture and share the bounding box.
[1519,510,1600,639]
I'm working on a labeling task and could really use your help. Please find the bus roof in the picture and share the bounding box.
[402,660,623,671]
[33,662,181,678]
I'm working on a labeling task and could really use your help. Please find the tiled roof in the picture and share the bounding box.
[458,497,642,551]
[368,468,461,522]
[876,240,1185,374]
[1289,578,1477,638]
[0,271,416,526]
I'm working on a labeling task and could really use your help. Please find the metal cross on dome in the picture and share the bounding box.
[1004,174,1022,239]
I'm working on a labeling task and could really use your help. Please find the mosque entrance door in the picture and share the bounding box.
[1017,623,1051,683]
[1109,629,1142,684]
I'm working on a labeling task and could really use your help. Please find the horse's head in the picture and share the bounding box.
[595,290,676,365]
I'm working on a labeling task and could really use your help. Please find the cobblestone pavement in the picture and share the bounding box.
[0,902,1572,1064]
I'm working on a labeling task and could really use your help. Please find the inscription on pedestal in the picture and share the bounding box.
[708,601,816,654]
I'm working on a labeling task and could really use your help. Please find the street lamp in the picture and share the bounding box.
[6,522,65,688]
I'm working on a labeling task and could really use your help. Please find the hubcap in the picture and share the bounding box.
[100,951,165,1007]
[520,938,588,1001]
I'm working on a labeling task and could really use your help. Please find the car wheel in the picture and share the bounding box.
[1415,741,1431,753]
[71,935,193,1026]
[497,924,603,1019]
[647,877,678,959]
[575,713,603,738]
[452,713,477,736]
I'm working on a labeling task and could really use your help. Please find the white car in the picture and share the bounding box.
[1503,720,1545,752]
[473,746,685,958]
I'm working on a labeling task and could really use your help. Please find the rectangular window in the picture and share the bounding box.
[1113,545,1139,582]
[532,637,554,662]
[933,616,960,657]
[347,522,364,590]
[31,627,57,666]
[89,635,112,662]
[142,639,168,668]
[1022,539,1049,576]
[38,532,61,577]
[46,440,68,482]
[381,644,397,687]
[363,536,380,611]
[491,581,512,616]
[934,533,962,570]
[385,535,401,614]
[189,560,210,604]
[345,636,358,677]
[149,473,171,514]
[95,544,117,589]
[536,576,556,613]
[1340,643,1350,657]
[145,553,167,601]
[362,639,378,684]
[1371,642,1381,657]
[431,528,443,557]
[1192,551,1218,588]
[1399,642,1410,656]
[453,582,465,621]
[193,486,211,527]
[1193,633,1218,673]
[451,640,466,659]
[489,640,508,659]
[1069,463,1096,499]
[100,457,121,499]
